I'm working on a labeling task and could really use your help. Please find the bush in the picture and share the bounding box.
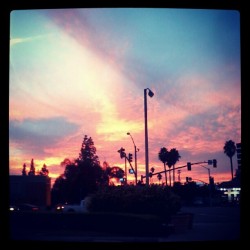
[86,185,181,223]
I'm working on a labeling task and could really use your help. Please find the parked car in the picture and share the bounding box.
[60,200,87,213]
[9,205,20,212]
[55,203,65,212]
[17,203,40,212]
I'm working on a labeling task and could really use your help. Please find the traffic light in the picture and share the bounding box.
[187,162,191,171]
[208,160,212,165]
[186,177,189,182]
[128,153,133,162]
[118,147,126,158]
[212,159,217,168]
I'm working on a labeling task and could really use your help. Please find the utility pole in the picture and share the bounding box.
[125,156,127,185]
[144,88,154,186]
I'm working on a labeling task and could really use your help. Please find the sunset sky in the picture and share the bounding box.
[9,8,241,186]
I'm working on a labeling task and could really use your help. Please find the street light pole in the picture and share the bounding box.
[201,165,211,186]
[144,88,154,186]
[201,165,212,206]
[127,132,139,185]
[125,156,127,185]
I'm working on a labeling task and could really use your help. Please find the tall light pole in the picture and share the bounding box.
[144,88,154,186]
[127,132,139,185]
[125,156,127,185]
[201,165,212,206]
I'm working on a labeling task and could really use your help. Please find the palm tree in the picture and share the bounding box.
[166,159,173,187]
[149,172,153,184]
[158,147,168,185]
[169,148,181,184]
[157,173,162,184]
[149,167,155,184]
[223,140,236,180]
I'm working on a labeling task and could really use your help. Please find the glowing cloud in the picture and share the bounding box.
[9,9,241,185]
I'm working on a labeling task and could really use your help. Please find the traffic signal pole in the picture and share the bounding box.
[141,164,188,180]
[140,160,215,181]
[126,154,136,181]
[117,147,137,184]
[201,165,212,206]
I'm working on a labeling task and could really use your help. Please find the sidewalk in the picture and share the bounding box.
[159,222,241,242]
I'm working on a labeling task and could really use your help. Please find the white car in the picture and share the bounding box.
[60,200,87,213]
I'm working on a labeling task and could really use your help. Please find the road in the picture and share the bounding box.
[161,205,241,242]
[9,205,242,243]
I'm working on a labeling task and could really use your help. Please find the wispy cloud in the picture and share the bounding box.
[10,34,48,47]
[9,9,241,183]
[9,117,79,157]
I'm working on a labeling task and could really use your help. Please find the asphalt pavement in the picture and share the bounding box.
[9,205,242,244]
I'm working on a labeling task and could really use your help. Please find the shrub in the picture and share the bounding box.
[86,185,181,223]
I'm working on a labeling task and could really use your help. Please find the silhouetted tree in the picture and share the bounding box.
[157,173,162,184]
[40,164,49,176]
[158,147,168,185]
[102,161,109,170]
[51,135,107,204]
[101,162,124,186]
[169,148,181,184]
[149,167,155,184]
[101,161,111,185]
[60,158,73,167]
[166,156,173,187]
[76,135,100,166]
[223,140,236,180]
[28,158,35,176]
[22,163,27,176]
[51,174,68,205]
[149,172,153,184]
[107,166,125,185]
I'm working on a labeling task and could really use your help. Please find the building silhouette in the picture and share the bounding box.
[236,142,241,170]
[9,175,51,207]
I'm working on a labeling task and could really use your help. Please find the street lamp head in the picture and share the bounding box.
[127,132,130,135]
[147,88,154,97]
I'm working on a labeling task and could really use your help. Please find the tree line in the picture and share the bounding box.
[51,135,125,205]
[21,158,49,176]
[20,134,239,205]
